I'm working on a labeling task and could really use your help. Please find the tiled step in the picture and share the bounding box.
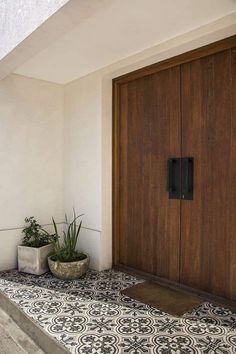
[0,269,235,354]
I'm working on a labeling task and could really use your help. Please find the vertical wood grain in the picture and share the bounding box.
[180,49,236,299]
[114,67,181,281]
[113,37,236,301]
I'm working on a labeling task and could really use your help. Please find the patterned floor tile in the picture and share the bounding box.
[183,302,236,330]
[0,269,235,353]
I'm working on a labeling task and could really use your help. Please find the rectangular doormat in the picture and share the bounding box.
[122,281,204,317]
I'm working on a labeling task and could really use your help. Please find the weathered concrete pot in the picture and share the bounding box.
[18,244,53,275]
[48,255,89,280]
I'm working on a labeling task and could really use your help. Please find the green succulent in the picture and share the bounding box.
[50,210,86,262]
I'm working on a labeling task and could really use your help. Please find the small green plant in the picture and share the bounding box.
[22,216,53,248]
[50,211,86,262]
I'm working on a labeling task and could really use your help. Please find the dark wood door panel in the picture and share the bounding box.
[180,49,236,299]
[116,67,181,281]
[113,37,236,301]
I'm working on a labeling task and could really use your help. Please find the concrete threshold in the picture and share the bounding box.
[0,306,45,354]
[0,290,70,354]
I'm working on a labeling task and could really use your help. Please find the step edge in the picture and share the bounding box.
[0,289,70,354]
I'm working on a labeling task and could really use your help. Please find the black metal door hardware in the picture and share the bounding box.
[167,157,194,200]
[167,158,181,199]
[181,157,194,200]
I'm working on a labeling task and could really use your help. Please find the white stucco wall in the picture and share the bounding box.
[64,73,102,270]
[0,74,64,270]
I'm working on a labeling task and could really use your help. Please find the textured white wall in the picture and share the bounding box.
[0,74,64,270]
[0,0,70,60]
[64,73,102,270]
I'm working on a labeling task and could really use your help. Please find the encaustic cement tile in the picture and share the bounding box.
[0,269,235,353]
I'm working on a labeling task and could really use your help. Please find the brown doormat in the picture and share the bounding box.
[122,281,204,317]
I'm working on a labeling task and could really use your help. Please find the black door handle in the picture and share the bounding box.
[181,157,194,200]
[167,158,181,199]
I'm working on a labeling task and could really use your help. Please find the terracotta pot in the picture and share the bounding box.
[48,255,89,280]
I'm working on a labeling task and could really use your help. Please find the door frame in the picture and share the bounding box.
[112,36,236,305]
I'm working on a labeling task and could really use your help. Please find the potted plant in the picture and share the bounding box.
[18,216,54,275]
[48,213,89,280]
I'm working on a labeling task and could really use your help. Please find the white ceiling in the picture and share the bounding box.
[14,0,236,84]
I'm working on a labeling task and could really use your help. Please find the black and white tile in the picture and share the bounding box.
[0,269,235,353]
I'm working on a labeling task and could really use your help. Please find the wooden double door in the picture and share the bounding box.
[113,37,236,301]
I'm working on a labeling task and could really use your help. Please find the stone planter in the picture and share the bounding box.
[48,255,89,280]
[18,244,54,275]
